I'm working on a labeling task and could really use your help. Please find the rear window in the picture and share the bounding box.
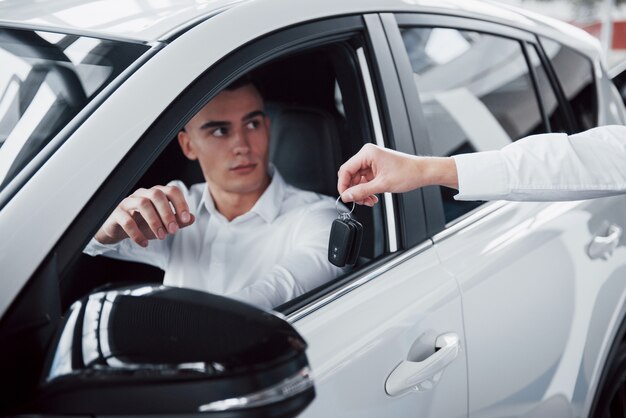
[0,28,148,191]
[540,37,597,131]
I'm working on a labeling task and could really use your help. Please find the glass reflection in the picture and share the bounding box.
[0,28,148,192]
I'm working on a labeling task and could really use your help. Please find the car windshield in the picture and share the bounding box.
[0,28,149,192]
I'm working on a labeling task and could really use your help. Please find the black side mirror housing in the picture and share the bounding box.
[30,285,314,417]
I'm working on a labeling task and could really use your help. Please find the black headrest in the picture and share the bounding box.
[266,103,342,197]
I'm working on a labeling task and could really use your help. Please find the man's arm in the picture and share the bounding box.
[226,202,342,310]
[339,125,626,203]
[454,125,626,201]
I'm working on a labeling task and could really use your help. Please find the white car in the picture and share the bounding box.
[1,0,626,417]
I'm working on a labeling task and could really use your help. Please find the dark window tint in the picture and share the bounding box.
[540,37,597,131]
[0,28,148,191]
[400,27,545,222]
[526,44,569,133]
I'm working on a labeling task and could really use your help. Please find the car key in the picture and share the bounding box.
[345,217,363,266]
[328,198,363,267]
[328,216,355,267]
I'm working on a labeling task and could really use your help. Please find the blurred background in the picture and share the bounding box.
[493,0,626,69]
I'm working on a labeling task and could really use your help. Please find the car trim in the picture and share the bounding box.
[380,13,446,237]
[357,46,398,253]
[287,239,432,323]
[394,13,538,43]
[0,40,163,212]
[199,366,313,412]
[431,200,508,243]
[364,14,429,249]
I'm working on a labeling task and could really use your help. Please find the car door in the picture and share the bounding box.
[386,12,626,417]
[292,14,467,418]
[0,10,468,417]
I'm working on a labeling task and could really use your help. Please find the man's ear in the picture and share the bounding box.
[177,130,197,160]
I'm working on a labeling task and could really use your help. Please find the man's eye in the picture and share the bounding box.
[246,120,261,130]
[212,127,228,137]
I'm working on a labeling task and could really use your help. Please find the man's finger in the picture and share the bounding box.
[158,185,192,225]
[120,196,166,240]
[114,210,149,247]
[135,188,179,234]
[175,212,195,228]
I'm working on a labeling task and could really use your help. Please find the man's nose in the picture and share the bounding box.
[232,130,251,154]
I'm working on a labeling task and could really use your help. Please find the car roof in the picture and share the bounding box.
[0,0,601,58]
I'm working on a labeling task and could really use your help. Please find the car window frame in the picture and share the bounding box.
[387,13,560,235]
[536,35,596,133]
[38,14,430,321]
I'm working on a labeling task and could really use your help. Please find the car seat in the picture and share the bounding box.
[266,102,381,262]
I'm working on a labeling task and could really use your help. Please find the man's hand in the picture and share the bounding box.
[337,144,459,206]
[95,185,195,247]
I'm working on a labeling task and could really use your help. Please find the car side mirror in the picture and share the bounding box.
[29,285,314,417]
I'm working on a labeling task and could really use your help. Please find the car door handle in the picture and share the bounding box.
[385,333,459,397]
[588,224,622,260]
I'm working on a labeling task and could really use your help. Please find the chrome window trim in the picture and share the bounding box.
[287,240,431,323]
[433,200,508,243]
[356,46,398,253]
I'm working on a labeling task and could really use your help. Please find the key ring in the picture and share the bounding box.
[336,196,355,218]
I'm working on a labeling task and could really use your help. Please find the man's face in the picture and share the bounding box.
[178,84,270,199]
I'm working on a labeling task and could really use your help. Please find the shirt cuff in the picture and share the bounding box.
[452,150,508,201]
[83,236,120,256]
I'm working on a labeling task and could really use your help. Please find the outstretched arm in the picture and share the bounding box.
[338,125,626,203]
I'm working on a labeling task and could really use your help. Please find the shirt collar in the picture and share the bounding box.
[196,164,285,224]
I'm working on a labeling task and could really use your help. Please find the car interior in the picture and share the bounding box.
[61,41,387,313]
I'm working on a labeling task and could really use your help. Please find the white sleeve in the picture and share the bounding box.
[225,202,343,310]
[83,236,171,270]
[452,125,626,201]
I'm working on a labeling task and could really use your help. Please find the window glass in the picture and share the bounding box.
[400,27,545,222]
[526,44,569,133]
[540,37,597,131]
[0,28,148,191]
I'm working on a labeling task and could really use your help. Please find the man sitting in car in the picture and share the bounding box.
[84,76,342,310]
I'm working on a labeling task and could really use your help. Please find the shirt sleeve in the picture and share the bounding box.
[452,125,626,201]
[83,235,171,270]
[225,201,343,310]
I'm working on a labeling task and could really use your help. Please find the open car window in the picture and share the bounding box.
[62,25,393,315]
[0,28,148,192]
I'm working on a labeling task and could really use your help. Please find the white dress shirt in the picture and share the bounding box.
[84,169,342,310]
[453,125,626,201]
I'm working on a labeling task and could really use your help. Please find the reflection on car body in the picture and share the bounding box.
[1,0,626,417]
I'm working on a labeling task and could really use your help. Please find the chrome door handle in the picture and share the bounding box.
[588,224,622,260]
[385,333,459,397]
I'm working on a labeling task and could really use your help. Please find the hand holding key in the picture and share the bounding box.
[95,185,195,247]
[337,143,459,206]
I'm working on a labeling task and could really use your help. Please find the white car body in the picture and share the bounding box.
[1,0,626,417]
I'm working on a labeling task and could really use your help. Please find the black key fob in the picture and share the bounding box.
[328,218,355,267]
[345,218,363,266]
